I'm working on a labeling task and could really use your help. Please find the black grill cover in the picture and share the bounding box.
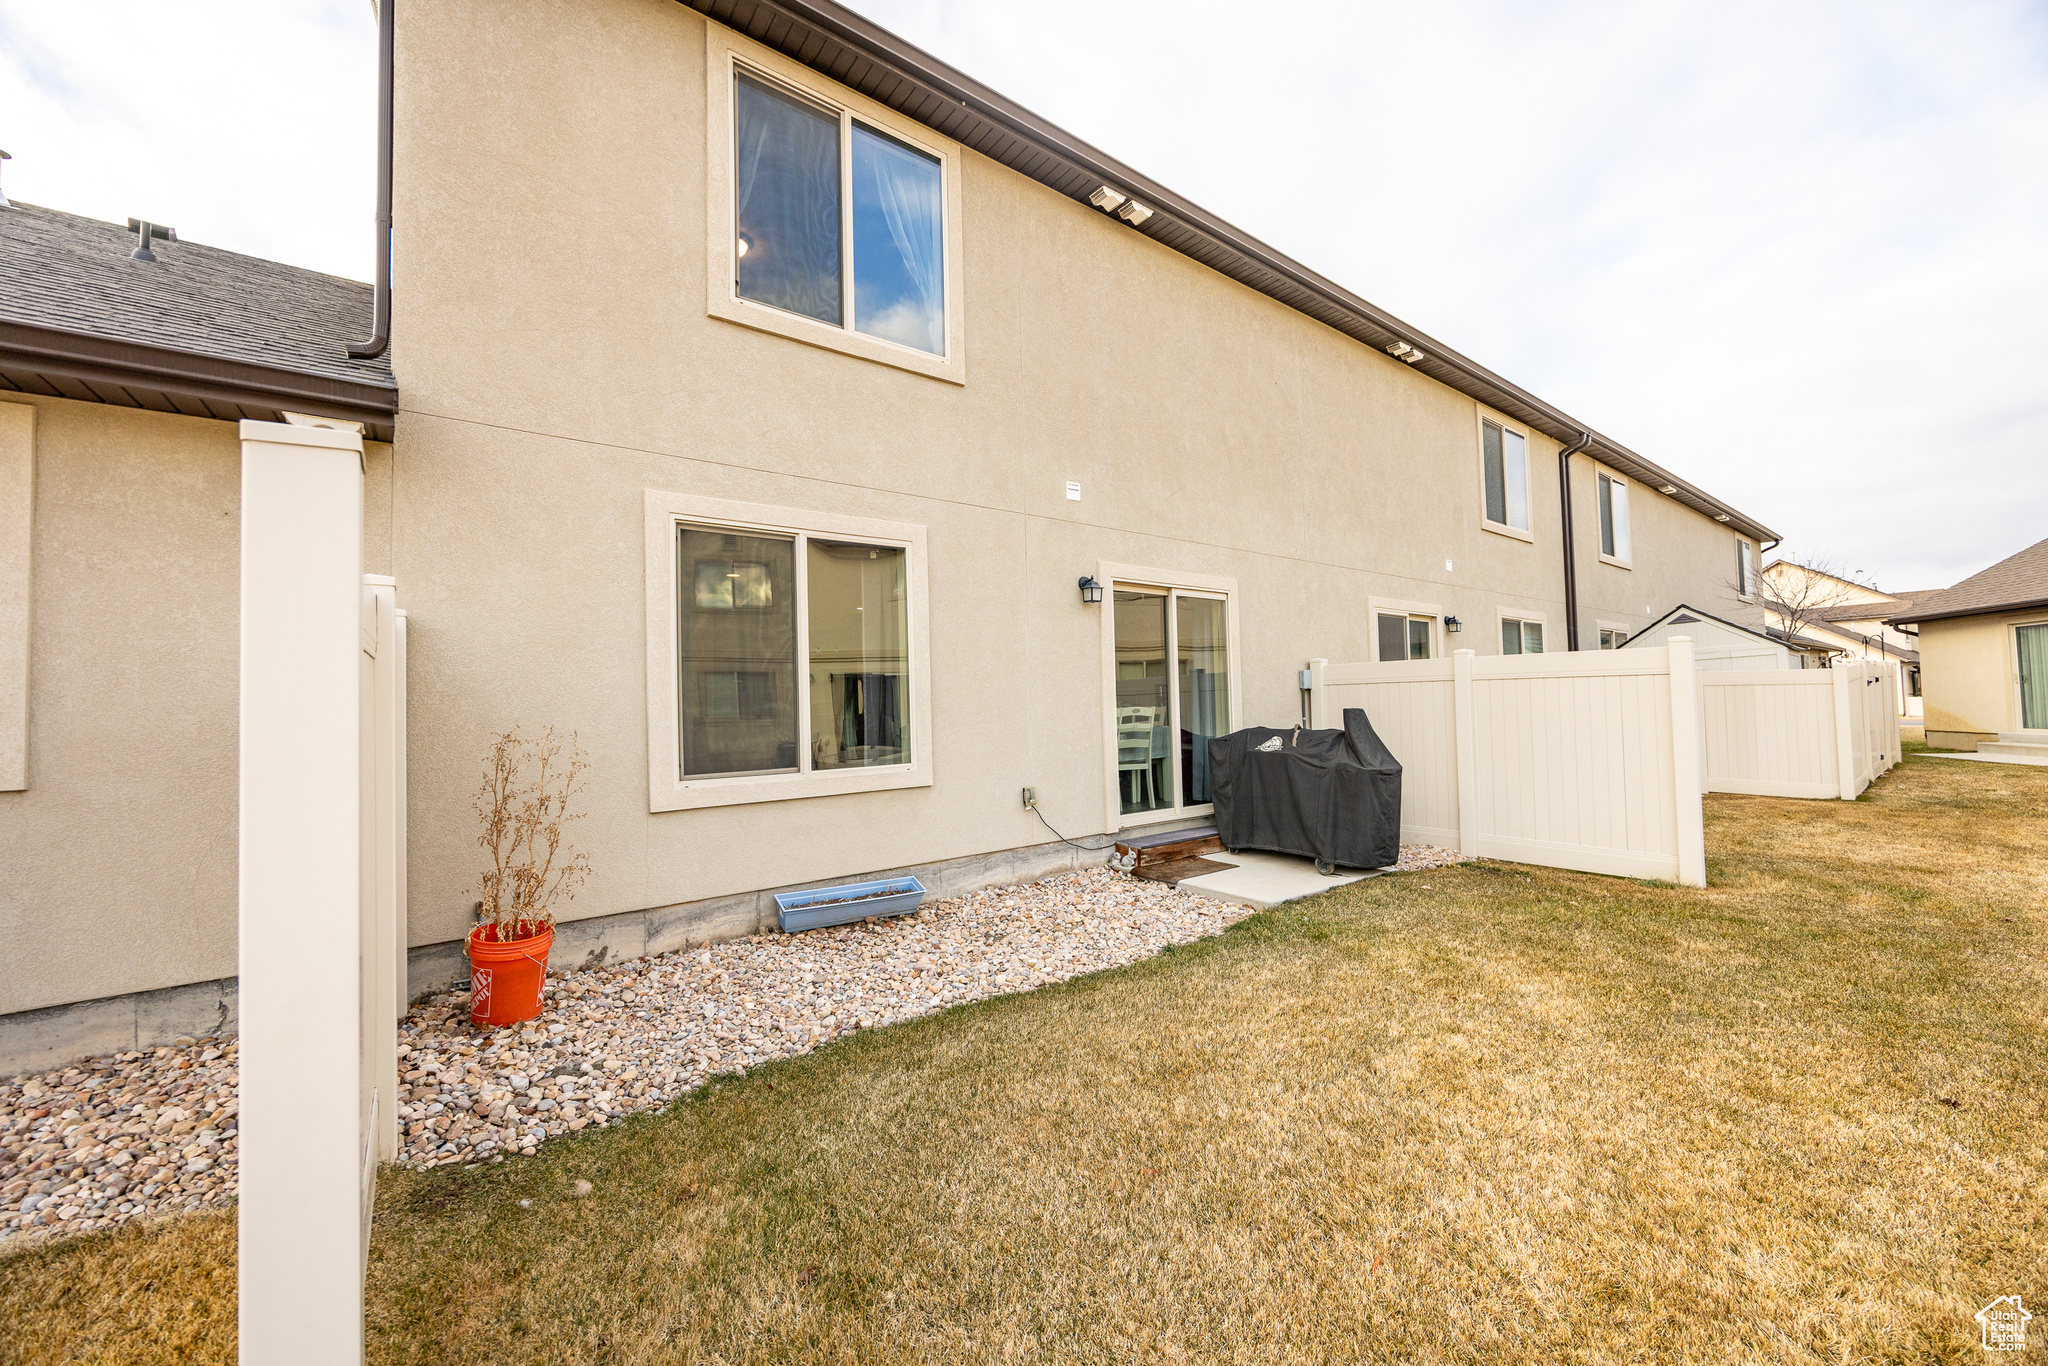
[1209,708,1403,870]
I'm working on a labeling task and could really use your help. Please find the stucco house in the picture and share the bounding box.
[1888,536,2048,751]
[0,0,1779,1072]
[1760,560,1930,719]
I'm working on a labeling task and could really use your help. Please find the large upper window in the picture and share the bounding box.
[733,69,945,357]
[1481,419,1530,534]
[647,489,930,811]
[1598,470,1632,564]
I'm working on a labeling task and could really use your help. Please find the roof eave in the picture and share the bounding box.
[0,318,399,440]
[686,0,1780,543]
[1890,596,2048,626]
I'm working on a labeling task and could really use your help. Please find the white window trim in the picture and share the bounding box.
[1595,618,1634,650]
[1369,596,1444,662]
[1097,562,1242,833]
[1477,408,1535,543]
[1495,607,1549,655]
[704,27,967,386]
[645,489,932,811]
[1594,464,1633,569]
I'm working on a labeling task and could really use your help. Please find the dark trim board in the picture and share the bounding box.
[0,319,399,441]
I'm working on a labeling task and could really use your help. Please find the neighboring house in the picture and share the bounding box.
[1760,561,1930,720]
[1888,536,2048,749]
[0,0,1778,1068]
[1622,604,1820,670]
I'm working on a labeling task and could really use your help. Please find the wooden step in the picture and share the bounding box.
[1114,828,1227,886]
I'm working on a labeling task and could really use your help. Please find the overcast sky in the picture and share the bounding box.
[3,0,2043,591]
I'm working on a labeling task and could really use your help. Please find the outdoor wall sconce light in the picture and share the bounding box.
[1445,615,1463,633]
[1078,576,1104,605]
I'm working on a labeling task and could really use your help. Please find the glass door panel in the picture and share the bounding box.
[1113,590,1172,816]
[1177,595,1229,807]
[2020,624,2048,729]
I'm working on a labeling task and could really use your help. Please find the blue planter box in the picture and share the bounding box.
[775,876,927,933]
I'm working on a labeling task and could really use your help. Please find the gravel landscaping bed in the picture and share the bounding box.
[0,848,1462,1249]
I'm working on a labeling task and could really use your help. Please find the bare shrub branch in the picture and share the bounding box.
[469,724,593,940]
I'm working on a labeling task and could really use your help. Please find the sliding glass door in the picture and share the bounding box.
[1112,586,1231,821]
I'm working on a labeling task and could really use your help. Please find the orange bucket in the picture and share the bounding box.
[466,923,554,1028]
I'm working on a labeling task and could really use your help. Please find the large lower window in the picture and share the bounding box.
[678,524,909,778]
[734,68,945,356]
[1111,586,1232,820]
[649,490,929,811]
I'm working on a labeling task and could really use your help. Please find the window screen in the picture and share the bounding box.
[734,73,842,326]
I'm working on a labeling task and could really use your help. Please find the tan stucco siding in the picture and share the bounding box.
[369,0,1764,956]
[0,398,241,1015]
[1919,611,2044,739]
[0,396,395,1016]
[0,0,1770,1021]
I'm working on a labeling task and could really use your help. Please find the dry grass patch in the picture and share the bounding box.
[4,754,2044,1364]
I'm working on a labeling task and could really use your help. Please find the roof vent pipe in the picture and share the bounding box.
[348,0,394,360]
[0,150,11,209]
[127,218,176,262]
[1556,430,1594,650]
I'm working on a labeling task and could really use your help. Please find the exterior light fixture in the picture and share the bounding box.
[1714,513,1731,523]
[1117,200,1152,227]
[1088,186,1127,213]
[1658,484,1677,495]
[1445,615,1462,633]
[1078,576,1104,605]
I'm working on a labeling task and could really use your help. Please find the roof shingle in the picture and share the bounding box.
[1890,538,2048,624]
[0,203,392,389]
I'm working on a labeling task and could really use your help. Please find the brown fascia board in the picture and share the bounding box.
[1890,596,2048,626]
[686,0,1781,544]
[0,319,400,434]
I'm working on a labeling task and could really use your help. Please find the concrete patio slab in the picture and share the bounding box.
[1915,750,2048,768]
[1174,850,1379,911]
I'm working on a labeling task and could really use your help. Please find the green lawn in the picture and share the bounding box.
[5,752,2044,1364]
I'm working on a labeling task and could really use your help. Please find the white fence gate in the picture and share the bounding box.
[1700,660,1897,800]
[239,420,405,1366]
[1309,639,1707,886]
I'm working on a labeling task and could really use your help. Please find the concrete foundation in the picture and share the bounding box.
[1,829,1186,1076]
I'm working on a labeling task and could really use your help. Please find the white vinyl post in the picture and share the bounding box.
[1451,649,1478,856]
[1665,638,1707,888]
[238,420,367,1366]
[1831,663,1858,801]
[365,577,402,1163]
[1307,658,1328,729]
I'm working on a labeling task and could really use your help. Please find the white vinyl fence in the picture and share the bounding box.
[1308,639,1707,886]
[239,420,405,1366]
[1700,659,1896,800]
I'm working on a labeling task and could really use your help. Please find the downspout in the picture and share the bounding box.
[1556,431,1594,650]
[347,0,394,360]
